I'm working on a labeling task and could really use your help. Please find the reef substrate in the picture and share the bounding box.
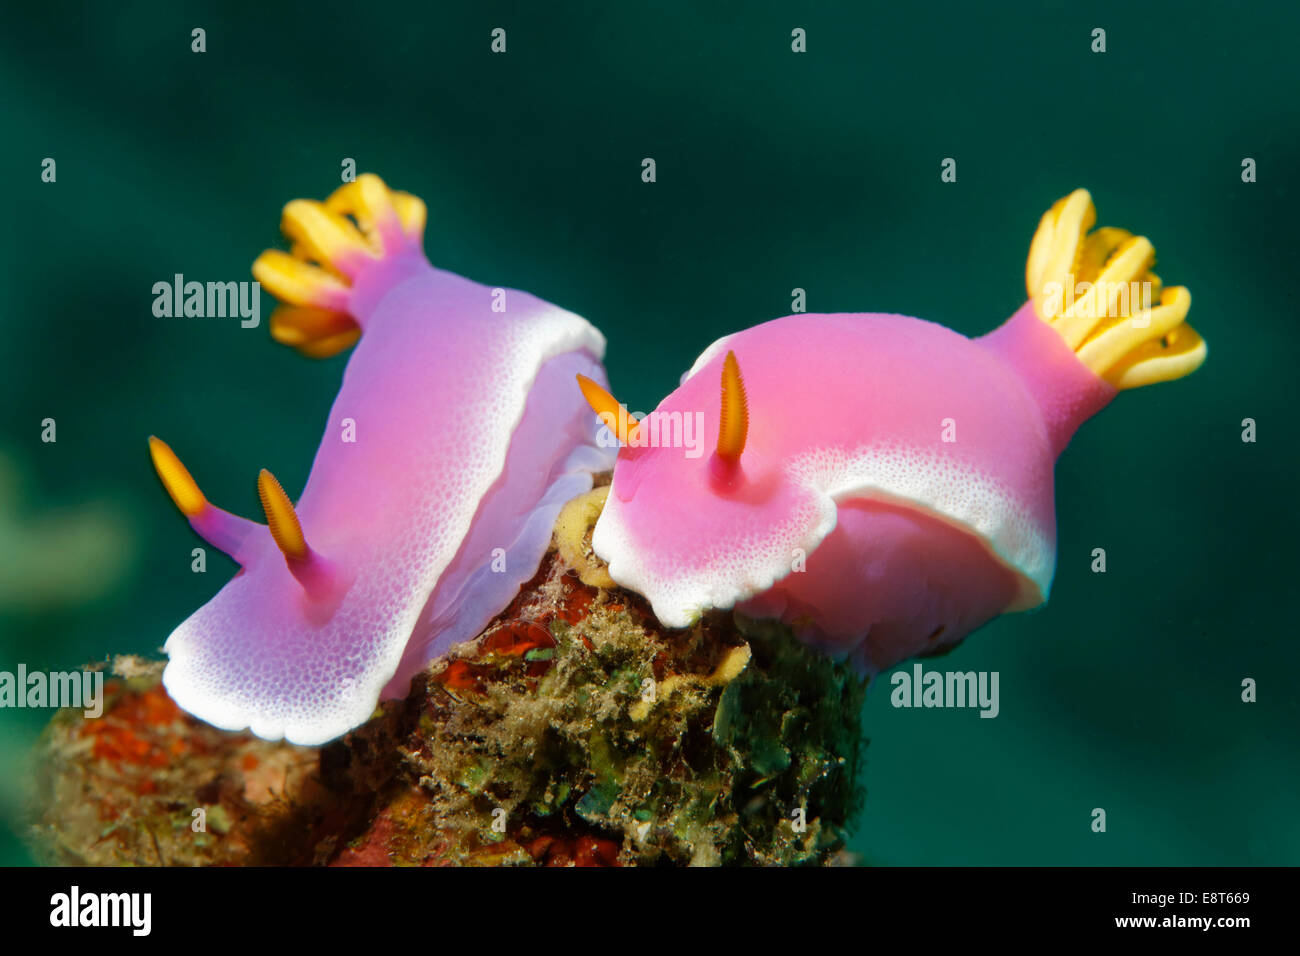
[26,486,866,866]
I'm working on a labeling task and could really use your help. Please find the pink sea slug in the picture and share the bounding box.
[149,174,613,744]
[579,190,1207,673]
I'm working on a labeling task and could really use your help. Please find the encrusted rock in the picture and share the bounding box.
[27,487,866,866]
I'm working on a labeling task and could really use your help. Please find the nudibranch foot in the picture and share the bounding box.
[382,348,614,698]
[585,188,1208,677]
[737,497,1023,673]
[153,174,612,745]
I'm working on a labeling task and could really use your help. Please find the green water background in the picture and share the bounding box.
[1,1,1296,865]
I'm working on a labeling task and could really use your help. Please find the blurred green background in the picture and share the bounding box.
[2,1,1296,865]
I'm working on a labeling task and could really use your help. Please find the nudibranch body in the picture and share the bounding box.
[151,175,613,745]
[584,190,1206,673]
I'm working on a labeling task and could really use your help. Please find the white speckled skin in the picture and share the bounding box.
[163,258,612,745]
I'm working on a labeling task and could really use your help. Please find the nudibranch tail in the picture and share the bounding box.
[148,436,258,560]
[1025,189,1206,388]
[252,173,428,358]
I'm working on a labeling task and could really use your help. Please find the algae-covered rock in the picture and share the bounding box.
[26,484,867,866]
[26,658,361,866]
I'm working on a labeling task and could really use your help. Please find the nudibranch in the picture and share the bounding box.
[581,190,1206,673]
[150,174,613,745]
